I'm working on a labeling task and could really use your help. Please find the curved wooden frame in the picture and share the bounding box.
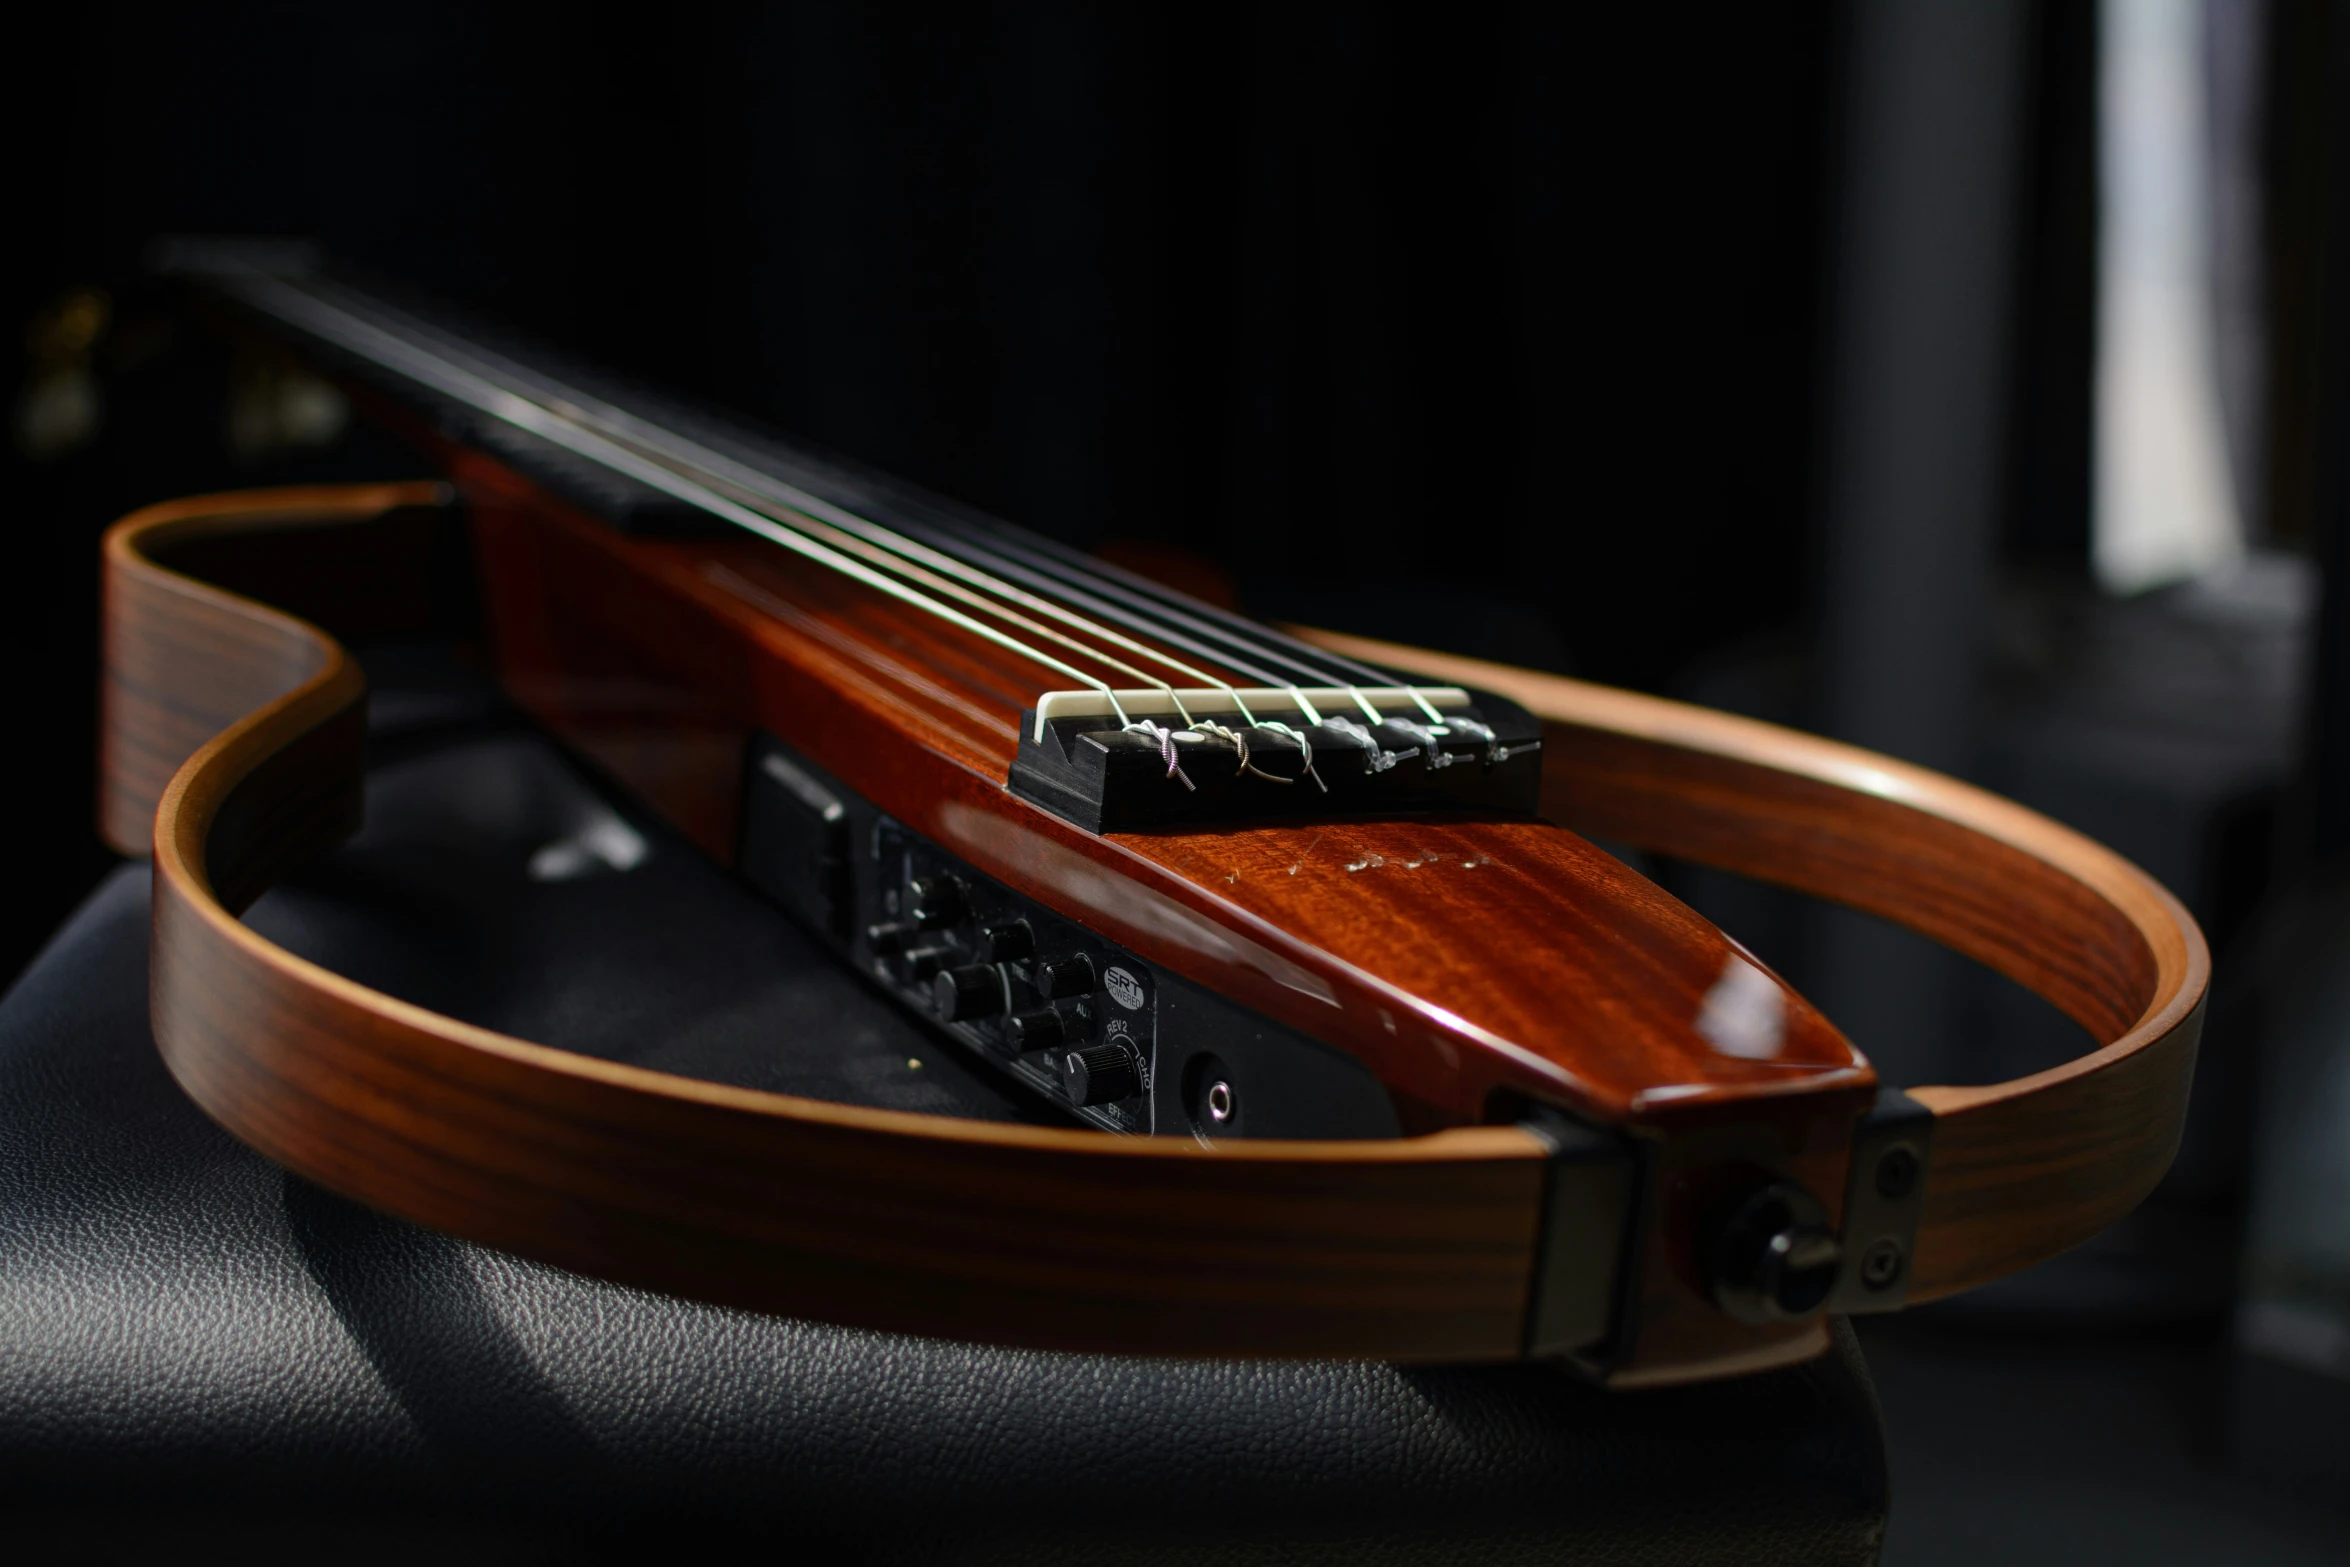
[100,486,2205,1372]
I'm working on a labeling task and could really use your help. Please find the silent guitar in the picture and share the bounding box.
[100,247,2207,1386]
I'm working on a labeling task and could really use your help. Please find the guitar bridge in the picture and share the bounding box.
[1010,686,1544,833]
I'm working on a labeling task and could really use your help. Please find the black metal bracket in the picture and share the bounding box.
[1520,1107,1646,1364]
[1824,1086,1935,1314]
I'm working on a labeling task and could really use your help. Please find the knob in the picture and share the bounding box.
[979,920,1035,963]
[1062,1042,1139,1106]
[932,964,1003,1022]
[903,945,953,982]
[1036,952,1096,1000]
[1703,1181,1842,1324]
[907,875,967,930]
[866,921,915,956]
[1006,1003,1088,1053]
[1005,1006,1064,1052]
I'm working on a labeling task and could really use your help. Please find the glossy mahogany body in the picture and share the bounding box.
[447,447,1877,1383]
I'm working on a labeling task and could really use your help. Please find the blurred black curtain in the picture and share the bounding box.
[3,2,1840,982]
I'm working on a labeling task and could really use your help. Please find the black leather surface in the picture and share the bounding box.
[0,708,1888,1564]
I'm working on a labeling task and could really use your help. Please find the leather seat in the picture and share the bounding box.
[0,683,1888,1564]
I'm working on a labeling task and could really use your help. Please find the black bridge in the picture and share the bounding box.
[1009,692,1544,832]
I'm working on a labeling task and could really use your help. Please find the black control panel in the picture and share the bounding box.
[869,822,1157,1133]
[738,732,1401,1140]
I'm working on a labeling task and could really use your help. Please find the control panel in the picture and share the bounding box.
[869,825,1157,1133]
[738,731,1403,1141]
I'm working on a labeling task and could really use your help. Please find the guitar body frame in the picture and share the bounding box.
[97,475,2206,1385]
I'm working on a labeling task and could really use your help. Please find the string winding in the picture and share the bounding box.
[1125,721,1196,791]
[1194,721,1296,785]
[1255,723,1328,793]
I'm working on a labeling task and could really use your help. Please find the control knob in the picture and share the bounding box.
[1005,1003,1087,1053]
[979,920,1035,963]
[1062,1042,1140,1106]
[1035,952,1095,1000]
[932,964,1004,1022]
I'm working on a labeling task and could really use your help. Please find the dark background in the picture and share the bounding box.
[3,4,2346,1560]
[5,3,1851,981]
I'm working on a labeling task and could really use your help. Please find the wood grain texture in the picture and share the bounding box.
[1293,632,2211,1301]
[115,486,1558,1364]
[98,483,449,857]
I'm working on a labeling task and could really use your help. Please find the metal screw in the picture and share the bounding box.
[1206,1080,1236,1125]
[1860,1238,1904,1290]
[1875,1145,1920,1201]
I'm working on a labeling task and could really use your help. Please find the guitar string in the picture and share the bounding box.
[899,524,1411,721]
[489,382,1335,753]
[878,526,1343,720]
[287,278,1426,732]
[251,272,1464,758]
[229,270,1152,727]
[683,490,1318,782]
[507,372,1383,733]
[802,452,1449,723]
[285,277,1344,735]
[548,419,1276,730]
[853,525,1478,771]
[288,275,1450,761]
[675,481,1338,782]
[998,533,1456,727]
[824,489,1466,739]
[288,275,1443,738]
[732,511,1206,725]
